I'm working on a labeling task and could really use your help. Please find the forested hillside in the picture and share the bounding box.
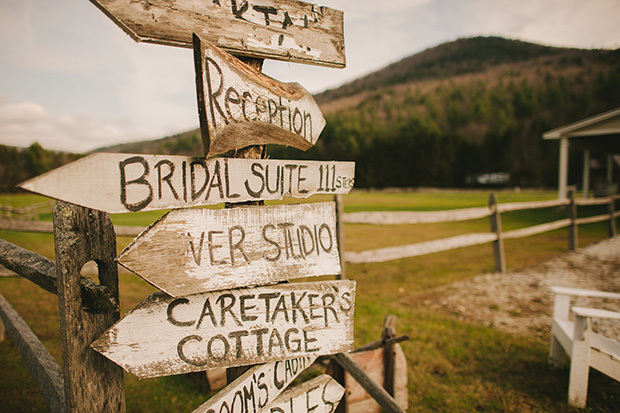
[271,37,620,188]
[0,143,82,193]
[4,36,620,192]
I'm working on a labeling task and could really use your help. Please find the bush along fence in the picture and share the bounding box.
[343,189,620,271]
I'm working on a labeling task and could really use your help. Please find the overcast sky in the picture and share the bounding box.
[1,0,619,153]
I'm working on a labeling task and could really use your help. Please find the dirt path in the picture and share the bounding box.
[424,236,620,340]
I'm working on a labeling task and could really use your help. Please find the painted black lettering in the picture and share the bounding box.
[293,108,303,135]
[340,291,353,313]
[253,5,277,25]
[167,298,194,327]
[306,384,321,412]
[228,330,249,359]
[304,112,312,139]
[228,225,249,265]
[322,293,339,327]
[308,294,321,321]
[322,380,337,413]
[265,165,280,194]
[182,161,188,202]
[155,159,179,200]
[268,328,284,356]
[196,298,217,329]
[190,160,209,201]
[241,91,253,121]
[284,328,301,352]
[297,165,309,193]
[257,371,269,408]
[207,334,230,361]
[243,379,257,412]
[271,295,289,323]
[282,11,293,28]
[240,294,258,321]
[208,230,227,265]
[273,360,284,389]
[318,223,333,253]
[268,99,278,124]
[258,293,280,323]
[120,156,153,212]
[262,224,281,261]
[252,328,269,357]
[178,335,208,366]
[304,330,319,352]
[231,0,249,19]
[290,292,309,324]
[299,225,315,256]
[224,87,240,122]
[205,160,225,200]
[224,158,241,199]
[216,293,242,327]
[204,57,228,125]
[284,164,297,194]
[189,232,205,266]
[245,162,265,198]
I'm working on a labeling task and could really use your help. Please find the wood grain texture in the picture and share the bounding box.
[91,280,356,379]
[53,201,125,412]
[0,291,65,412]
[194,34,326,157]
[19,154,355,213]
[117,202,342,297]
[344,345,408,413]
[89,0,345,67]
[193,355,317,413]
[267,374,345,413]
[0,238,118,313]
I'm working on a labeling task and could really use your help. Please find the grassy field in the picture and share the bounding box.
[1,189,619,412]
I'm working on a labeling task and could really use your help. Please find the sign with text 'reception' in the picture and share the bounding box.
[193,35,325,157]
[18,154,355,214]
[117,202,340,297]
[267,374,345,413]
[89,0,345,67]
[193,355,317,413]
[91,280,356,379]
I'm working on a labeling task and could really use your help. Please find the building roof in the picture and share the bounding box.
[543,107,620,153]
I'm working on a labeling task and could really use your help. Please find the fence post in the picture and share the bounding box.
[608,196,616,238]
[53,201,125,412]
[382,315,397,397]
[568,189,578,251]
[488,193,506,272]
[335,194,346,280]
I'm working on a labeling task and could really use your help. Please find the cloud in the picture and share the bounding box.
[0,99,157,152]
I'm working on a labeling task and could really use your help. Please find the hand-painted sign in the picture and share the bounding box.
[91,280,356,379]
[267,374,345,413]
[193,355,317,413]
[117,202,340,297]
[18,154,355,214]
[193,35,325,157]
[89,0,345,67]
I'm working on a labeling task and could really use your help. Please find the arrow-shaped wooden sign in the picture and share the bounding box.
[193,35,326,157]
[91,280,355,379]
[18,153,355,213]
[266,374,345,413]
[192,355,317,413]
[89,0,345,67]
[117,202,340,297]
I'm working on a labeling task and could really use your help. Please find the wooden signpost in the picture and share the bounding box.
[267,374,345,413]
[192,355,317,413]
[193,35,325,157]
[18,154,355,213]
[88,0,345,67]
[117,202,341,297]
[91,281,355,379]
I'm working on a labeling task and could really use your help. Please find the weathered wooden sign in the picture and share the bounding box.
[89,0,345,67]
[193,35,325,157]
[91,280,356,379]
[267,374,345,413]
[117,202,340,297]
[18,154,355,214]
[193,355,317,413]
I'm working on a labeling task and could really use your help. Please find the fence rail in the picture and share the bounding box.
[0,201,54,221]
[344,191,619,269]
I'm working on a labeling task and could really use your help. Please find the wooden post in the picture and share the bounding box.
[568,189,578,251]
[53,201,125,412]
[608,197,616,238]
[225,55,266,386]
[0,318,4,342]
[382,315,397,397]
[331,353,405,413]
[488,193,506,272]
[335,194,346,280]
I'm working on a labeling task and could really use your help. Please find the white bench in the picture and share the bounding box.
[549,286,620,408]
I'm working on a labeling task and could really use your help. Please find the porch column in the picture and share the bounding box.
[582,149,590,199]
[559,137,569,200]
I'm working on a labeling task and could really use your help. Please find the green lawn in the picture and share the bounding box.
[1,190,619,411]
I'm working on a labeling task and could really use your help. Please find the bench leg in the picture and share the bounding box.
[549,333,565,368]
[568,315,591,408]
